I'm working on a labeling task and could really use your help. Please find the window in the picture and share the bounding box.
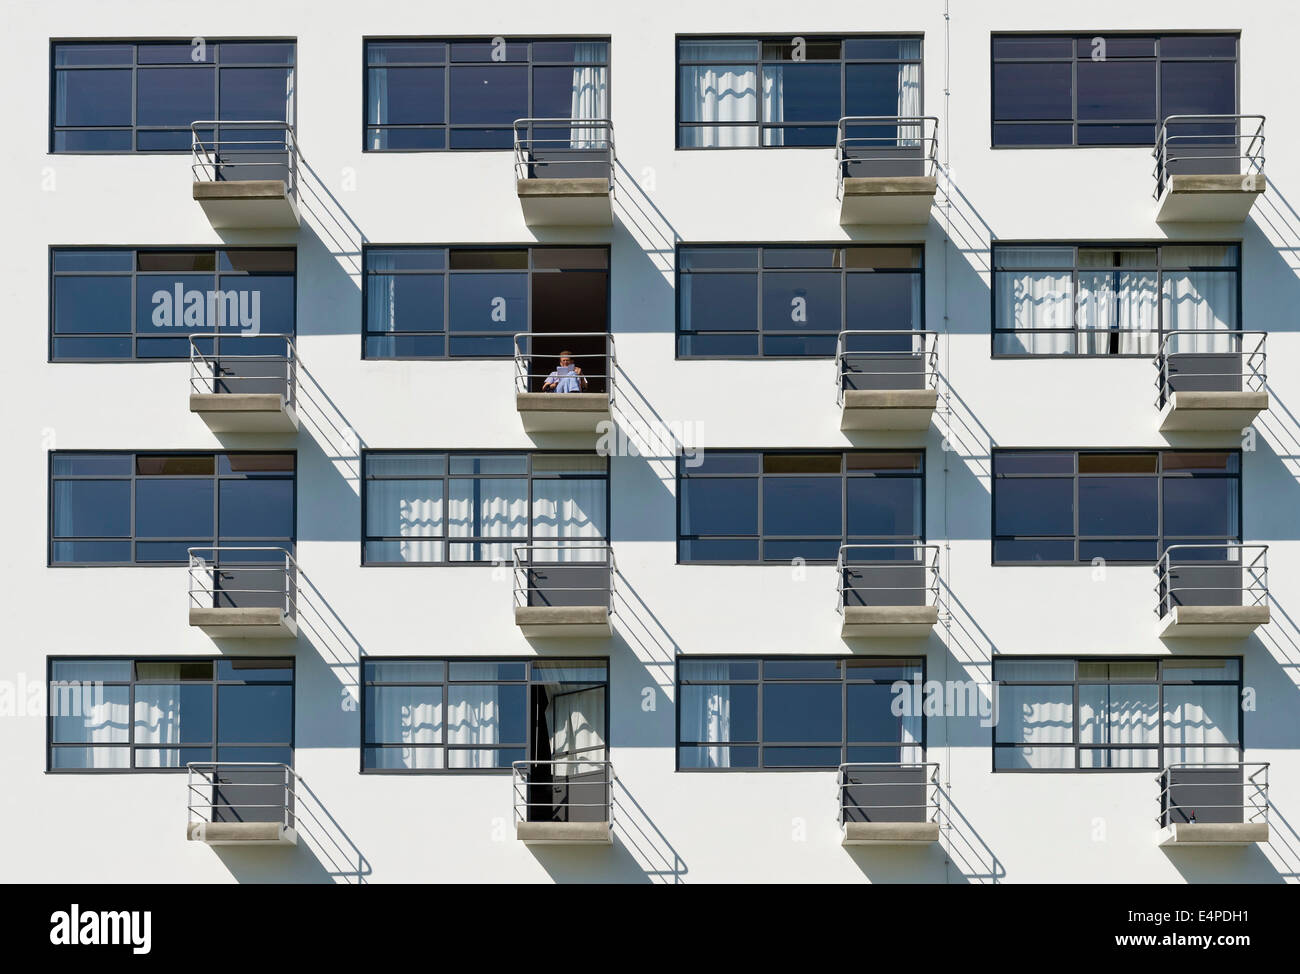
[50,452,295,565]
[50,248,296,361]
[993,657,1242,770]
[47,657,292,771]
[362,246,608,362]
[363,452,607,564]
[992,450,1239,564]
[678,657,923,770]
[362,658,607,772]
[364,38,608,151]
[992,244,1239,357]
[991,34,1237,147]
[677,245,923,358]
[678,451,923,564]
[51,40,294,153]
[677,36,921,148]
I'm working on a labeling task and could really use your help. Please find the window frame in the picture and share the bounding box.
[675,655,927,771]
[676,450,926,566]
[990,448,1243,566]
[359,656,610,774]
[48,450,298,567]
[49,38,297,155]
[989,241,1242,359]
[46,655,295,774]
[990,655,1243,773]
[989,32,1240,150]
[360,449,611,566]
[674,33,925,150]
[674,243,926,360]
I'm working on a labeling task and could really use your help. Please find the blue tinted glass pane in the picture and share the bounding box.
[367,42,446,65]
[845,63,908,117]
[219,480,293,538]
[215,745,292,765]
[995,478,1073,536]
[134,684,213,744]
[54,69,132,126]
[135,480,215,538]
[448,273,526,333]
[1163,478,1235,537]
[136,275,217,333]
[994,539,1075,562]
[137,67,215,126]
[135,541,202,562]
[1079,540,1158,561]
[53,130,134,151]
[680,479,758,536]
[135,337,193,358]
[217,684,293,743]
[234,276,294,334]
[1078,124,1155,145]
[993,63,1073,120]
[52,454,132,476]
[762,334,837,356]
[368,128,446,150]
[533,65,604,118]
[448,336,513,356]
[763,683,842,743]
[680,660,759,681]
[996,452,1074,474]
[678,538,760,561]
[1079,477,1157,536]
[138,43,209,64]
[762,64,840,123]
[763,478,842,536]
[219,68,291,120]
[1077,61,1155,120]
[680,684,758,741]
[53,481,130,537]
[1161,35,1236,58]
[763,746,842,767]
[762,126,836,147]
[763,539,842,561]
[845,274,920,331]
[448,128,514,149]
[993,37,1074,58]
[533,42,607,63]
[54,277,131,334]
[847,479,920,537]
[680,249,759,271]
[681,273,757,332]
[762,272,840,333]
[51,684,129,742]
[367,274,444,332]
[1161,61,1236,118]
[54,251,134,272]
[54,44,134,66]
[220,42,296,65]
[136,130,194,151]
[367,249,445,272]
[450,42,527,62]
[678,334,760,357]
[449,65,527,124]
[993,122,1074,146]
[219,659,293,681]
[679,746,758,769]
[848,684,907,741]
[52,541,132,563]
[369,67,446,125]
[765,659,841,679]
[365,335,446,358]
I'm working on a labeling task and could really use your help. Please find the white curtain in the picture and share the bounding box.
[365,273,397,334]
[532,480,607,564]
[366,478,443,562]
[52,683,130,769]
[1163,686,1239,765]
[1078,251,1159,355]
[997,684,1073,769]
[366,64,388,150]
[446,685,502,769]
[370,683,443,770]
[133,685,182,768]
[1079,685,1159,768]
[546,686,607,776]
[569,43,608,148]
[448,478,527,562]
[678,42,757,147]
[681,668,735,769]
[995,248,1074,355]
[900,706,923,764]
[1163,246,1238,354]
[761,66,784,144]
[897,41,922,145]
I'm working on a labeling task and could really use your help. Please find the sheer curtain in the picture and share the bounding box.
[1163,246,1239,354]
[448,478,528,562]
[569,43,608,148]
[77,686,130,769]
[1078,252,1159,355]
[681,671,734,769]
[995,248,1074,354]
[446,685,502,768]
[366,477,443,562]
[1163,686,1239,764]
[679,42,758,147]
[531,458,608,564]
[1079,685,1159,768]
[370,679,443,770]
[365,274,397,336]
[366,62,389,150]
[133,686,181,768]
[546,687,607,775]
[897,41,922,145]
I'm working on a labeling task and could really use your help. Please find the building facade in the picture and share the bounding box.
[3,0,1298,883]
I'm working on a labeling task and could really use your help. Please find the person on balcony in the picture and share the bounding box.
[542,351,589,393]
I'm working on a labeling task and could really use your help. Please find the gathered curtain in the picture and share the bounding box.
[681,665,737,769]
[569,43,608,148]
[1078,684,1159,768]
[995,248,1074,355]
[679,42,758,147]
[1077,251,1159,355]
[546,686,607,777]
[1163,246,1239,354]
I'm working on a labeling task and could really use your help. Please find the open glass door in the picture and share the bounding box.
[526,659,609,823]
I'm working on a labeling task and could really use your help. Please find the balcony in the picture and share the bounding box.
[1153,115,1265,223]
[1155,544,1269,638]
[185,762,297,845]
[513,542,614,638]
[514,332,614,435]
[513,760,614,844]
[838,544,940,637]
[1155,330,1267,433]
[1157,762,1269,846]
[837,330,938,431]
[188,546,299,638]
[514,118,615,227]
[189,336,300,433]
[839,762,941,845]
[836,116,938,225]
[191,121,300,230]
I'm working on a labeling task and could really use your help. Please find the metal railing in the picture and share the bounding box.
[189,334,298,410]
[1156,762,1269,828]
[839,762,940,827]
[837,544,941,614]
[188,546,299,620]
[512,759,615,826]
[191,120,298,199]
[1154,329,1266,409]
[513,117,615,191]
[187,761,298,830]
[512,541,615,613]
[1154,543,1268,619]
[1153,114,1264,199]
[836,115,939,200]
[836,329,938,405]
[513,332,615,400]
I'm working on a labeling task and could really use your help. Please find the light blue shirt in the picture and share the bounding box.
[547,367,583,393]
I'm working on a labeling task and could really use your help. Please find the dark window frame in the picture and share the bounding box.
[48,245,298,363]
[991,655,1243,773]
[361,36,611,153]
[49,38,297,155]
[676,450,926,565]
[989,32,1240,149]
[361,449,610,566]
[989,241,1242,359]
[48,450,297,567]
[991,448,1242,566]
[675,33,924,150]
[674,243,925,360]
[46,655,295,774]
[359,656,609,774]
[675,655,927,771]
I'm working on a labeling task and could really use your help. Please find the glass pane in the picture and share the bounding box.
[763,684,842,742]
[762,477,842,537]
[681,273,757,333]
[680,479,758,537]
[448,64,527,124]
[761,272,840,334]
[847,684,909,742]
[1078,477,1158,537]
[368,67,445,125]
[1163,659,1239,682]
[365,686,443,744]
[679,745,758,769]
[50,685,129,743]
[219,480,294,538]
[679,684,758,742]
[846,478,921,538]
[1076,60,1155,120]
[366,479,443,538]
[1078,684,1159,750]
[217,685,293,743]
[995,685,1072,743]
[680,659,759,681]
[54,68,132,126]
[218,659,292,682]
[995,660,1074,682]
[54,277,132,334]
[1161,61,1236,118]
[364,747,444,770]
[448,273,526,334]
[136,661,214,681]
[219,67,291,120]
[449,661,527,681]
[1163,478,1236,537]
[364,661,446,683]
[993,62,1072,120]
[761,63,840,124]
[134,684,213,745]
[445,683,527,745]
[995,478,1073,536]
[52,481,130,537]
[135,480,214,538]
[136,66,215,126]
[50,746,131,769]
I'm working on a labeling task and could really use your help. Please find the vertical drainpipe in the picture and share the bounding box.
[941,0,954,884]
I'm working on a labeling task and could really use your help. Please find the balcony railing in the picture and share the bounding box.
[835,115,938,198]
[191,119,298,194]
[513,759,614,844]
[513,332,615,400]
[1153,114,1264,200]
[1157,762,1268,828]
[1155,543,1268,618]
[835,329,938,405]
[186,761,298,844]
[189,336,299,432]
[188,546,299,637]
[837,543,940,611]
[839,762,940,824]
[1154,329,1266,409]
[513,541,615,612]
[513,117,615,189]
